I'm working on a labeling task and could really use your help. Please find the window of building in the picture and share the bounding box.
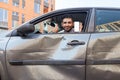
[95,9,120,32]
[22,0,25,8]
[51,4,53,11]
[0,8,8,22]
[12,11,19,28]
[12,20,18,28]
[12,0,19,7]
[22,14,25,23]
[12,12,18,16]
[34,0,40,13]
[0,8,8,28]
[44,0,48,3]
[44,0,48,7]
[44,0,48,13]
[0,0,8,3]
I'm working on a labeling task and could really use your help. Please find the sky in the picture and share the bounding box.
[55,0,120,10]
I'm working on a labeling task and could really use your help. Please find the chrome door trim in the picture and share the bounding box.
[87,59,120,65]
[9,60,85,65]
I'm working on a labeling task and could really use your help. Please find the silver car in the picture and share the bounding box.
[0,8,120,80]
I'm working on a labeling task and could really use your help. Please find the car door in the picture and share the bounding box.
[6,9,91,80]
[86,8,120,80]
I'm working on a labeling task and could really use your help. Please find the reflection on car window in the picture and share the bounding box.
[96,10,120,32]
[34,18,59,34]
[34,13,87,34]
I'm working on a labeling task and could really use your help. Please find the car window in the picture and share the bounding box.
[95,9,120,32]
[34,12,87,34]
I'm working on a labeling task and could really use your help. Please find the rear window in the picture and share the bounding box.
[95,9,120,32]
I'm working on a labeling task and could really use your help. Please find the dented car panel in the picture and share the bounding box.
[6,34,90,80]
[0,36,11,80]
[86,32,120,80]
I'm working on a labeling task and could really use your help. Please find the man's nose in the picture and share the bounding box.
[65,23,69,26]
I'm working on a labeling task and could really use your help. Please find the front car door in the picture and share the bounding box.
[86,8,120,80]
[6,8,91,80]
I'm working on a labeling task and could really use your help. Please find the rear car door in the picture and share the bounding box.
[86,8,120,80]
[6,9,91,80]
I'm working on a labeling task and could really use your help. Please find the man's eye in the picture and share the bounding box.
[68,22,72,24]
[63,22,67,24]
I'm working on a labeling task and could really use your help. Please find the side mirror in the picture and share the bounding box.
[17,23,35,37]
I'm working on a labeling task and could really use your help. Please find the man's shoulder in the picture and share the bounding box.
[58,30,65,33]
[58,28,74,33]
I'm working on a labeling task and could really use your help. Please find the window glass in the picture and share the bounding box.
[22,14,25,23]
[0,8,4,21]
[0,8,8,21]
[34,12,87,34]
[4,10,7,21]
[0,8,8,22]
[0,8,8,28]
[12,0,19,6]
[22,0,25,8]
[12,11,19,28]
[34,2,40,13]
[96,9,120,32]
[12,20,18,28]
[0,0,8,3]
[44,0,48,8]
[12,12,18,16]
[44,0,48,2]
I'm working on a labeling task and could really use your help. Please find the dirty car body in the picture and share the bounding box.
[0,8,120,80]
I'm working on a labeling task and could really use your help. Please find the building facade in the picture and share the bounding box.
[0,0,55,32]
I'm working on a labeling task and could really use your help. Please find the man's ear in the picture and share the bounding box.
[61,22,63,27]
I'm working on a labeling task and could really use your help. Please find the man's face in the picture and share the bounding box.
[61,18,74,32]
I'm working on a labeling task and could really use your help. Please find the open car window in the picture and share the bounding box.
[34,12,87,34]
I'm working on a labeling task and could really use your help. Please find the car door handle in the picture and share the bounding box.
[67,40,85,46]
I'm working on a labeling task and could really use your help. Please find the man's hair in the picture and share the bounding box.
[61,14,73,22]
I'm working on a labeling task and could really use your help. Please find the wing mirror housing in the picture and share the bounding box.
[17,23,35,37]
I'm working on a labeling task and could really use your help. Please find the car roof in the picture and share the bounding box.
[30,7,120,23]
[30,7,120,24]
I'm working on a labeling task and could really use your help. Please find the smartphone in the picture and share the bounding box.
[74,21,80,32]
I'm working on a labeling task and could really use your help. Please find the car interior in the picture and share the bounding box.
[34,12,87,34]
